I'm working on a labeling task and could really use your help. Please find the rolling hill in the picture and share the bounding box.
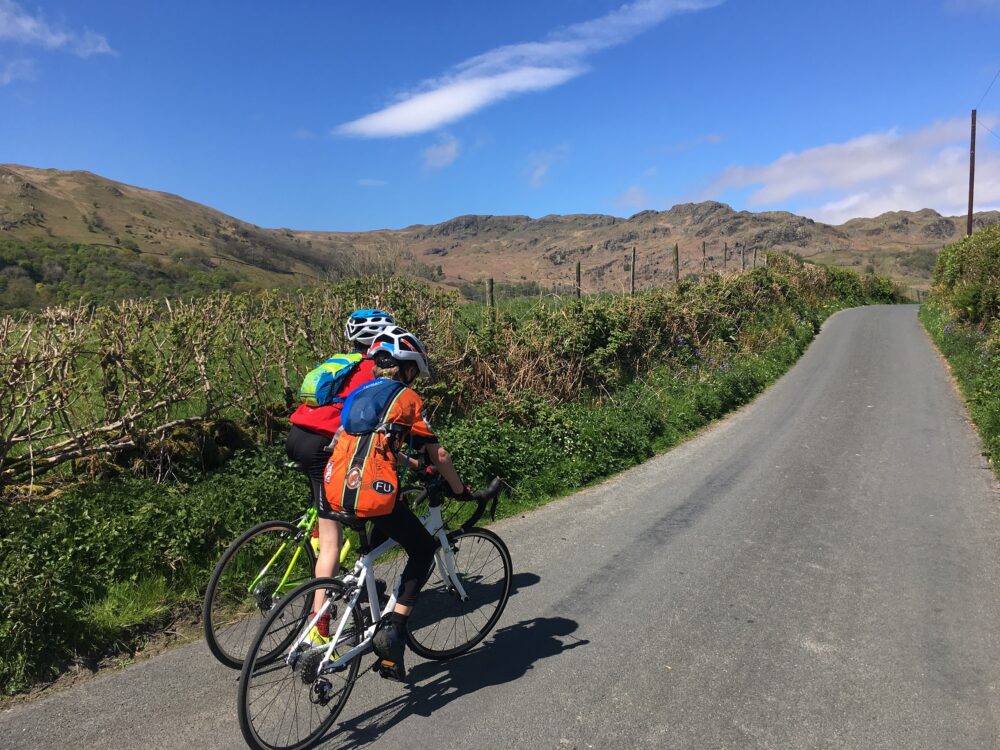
[2,163,997,310]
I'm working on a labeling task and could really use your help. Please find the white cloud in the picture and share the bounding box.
[706,115,1000,223]
[0,57,33,85]
[642,166,658,177]
[422,134,460,170]
[528,144,569,187]
[336,0,721,138]
[357,178,387,188]
[614,185,652,211]
[0,0,114,57]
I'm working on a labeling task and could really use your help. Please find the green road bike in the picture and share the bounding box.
[202,464,352,670]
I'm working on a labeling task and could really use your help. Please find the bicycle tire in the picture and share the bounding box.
[238,577,363,750]
[203,520,316,669]
[406,527,512,660]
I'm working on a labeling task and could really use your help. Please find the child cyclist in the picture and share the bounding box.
[285,309,396,640]
[323,326,471,682]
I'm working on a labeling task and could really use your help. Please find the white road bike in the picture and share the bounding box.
[237,477,509,750]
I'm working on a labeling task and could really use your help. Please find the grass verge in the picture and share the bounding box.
[919,302,1000,478]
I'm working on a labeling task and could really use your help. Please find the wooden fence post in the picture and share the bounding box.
[487,277,495,312]
[673,243,680,283]
[630,246,636,296]
[702,241,707,273]
[741,242,747,271]
[724,242,728,269]
[753,247,758,268]
[575,261,581,299]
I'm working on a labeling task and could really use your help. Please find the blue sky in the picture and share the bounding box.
[1,0,999,230]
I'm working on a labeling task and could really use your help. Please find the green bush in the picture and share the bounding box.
[932,224,1000,326]
[921,224,1000,481]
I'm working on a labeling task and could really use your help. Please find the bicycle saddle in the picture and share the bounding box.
[323,510,368,531]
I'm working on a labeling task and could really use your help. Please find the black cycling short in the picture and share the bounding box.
[285,425,332,513]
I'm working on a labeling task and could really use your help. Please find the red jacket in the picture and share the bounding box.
[289,358,376,438]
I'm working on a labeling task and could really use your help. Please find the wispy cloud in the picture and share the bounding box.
[0,57,33,85]
[357,178,387,188]
[706,116,1000,223]
[292,128,318,140]
[336,0,721,138]
[422,134,460,170]
[528,144,569,187]
[0,0,114,57]
[614,185,652,211]
[674,132,724,151]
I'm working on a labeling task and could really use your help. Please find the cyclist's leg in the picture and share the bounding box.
[369,501,436,679]
[287,425,342,636]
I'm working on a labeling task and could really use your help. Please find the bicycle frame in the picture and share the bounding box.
[245,507,351,599]
[286,502,467,675]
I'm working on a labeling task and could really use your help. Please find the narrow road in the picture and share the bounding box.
[3,305,999,749]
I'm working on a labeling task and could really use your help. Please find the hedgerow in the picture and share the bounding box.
[921,224,1000,476]
[0,256,901,693]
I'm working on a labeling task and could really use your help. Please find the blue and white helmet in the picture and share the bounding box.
[345,309,396,347]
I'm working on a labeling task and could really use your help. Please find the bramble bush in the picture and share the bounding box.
[0,255,902,693]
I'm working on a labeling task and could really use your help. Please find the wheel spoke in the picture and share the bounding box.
[407,530,512,660]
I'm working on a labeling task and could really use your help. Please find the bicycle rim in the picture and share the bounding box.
[203,521,315,669]
[406,527,512,660]
[238,578,362,750]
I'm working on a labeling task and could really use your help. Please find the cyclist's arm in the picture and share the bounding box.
[423,443,464,495]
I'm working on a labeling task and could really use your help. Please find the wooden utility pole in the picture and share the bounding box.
[968,108,977,237]
[575,261,581,298]
[629,246,636,295]
[702,241,707,273]
[673,243,680,283]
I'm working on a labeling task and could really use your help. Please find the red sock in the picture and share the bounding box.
[313,612,331,637]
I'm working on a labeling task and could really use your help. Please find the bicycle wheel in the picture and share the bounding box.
[406,527,512,660]
[203,520,316,669]
[238,578,363,750]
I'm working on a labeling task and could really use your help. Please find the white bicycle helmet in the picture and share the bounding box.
[367,326,430,377]
[345,309,396,347]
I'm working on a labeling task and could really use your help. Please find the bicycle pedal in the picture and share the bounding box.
[375,659,407,683]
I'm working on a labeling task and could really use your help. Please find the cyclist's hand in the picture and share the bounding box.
[445,483,473,501]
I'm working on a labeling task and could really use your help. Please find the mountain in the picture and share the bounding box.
[3,164,998,310]
[0,164,358,309]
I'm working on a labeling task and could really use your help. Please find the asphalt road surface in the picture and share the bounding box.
[3,305,999,749]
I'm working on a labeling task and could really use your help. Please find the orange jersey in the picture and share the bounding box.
[323,385,435,517]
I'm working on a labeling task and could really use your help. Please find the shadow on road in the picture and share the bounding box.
[323,575,587,748]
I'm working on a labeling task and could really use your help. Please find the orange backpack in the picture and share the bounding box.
[323,379,408,517]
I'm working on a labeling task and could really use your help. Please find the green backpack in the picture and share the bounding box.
[297,353,363,407]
